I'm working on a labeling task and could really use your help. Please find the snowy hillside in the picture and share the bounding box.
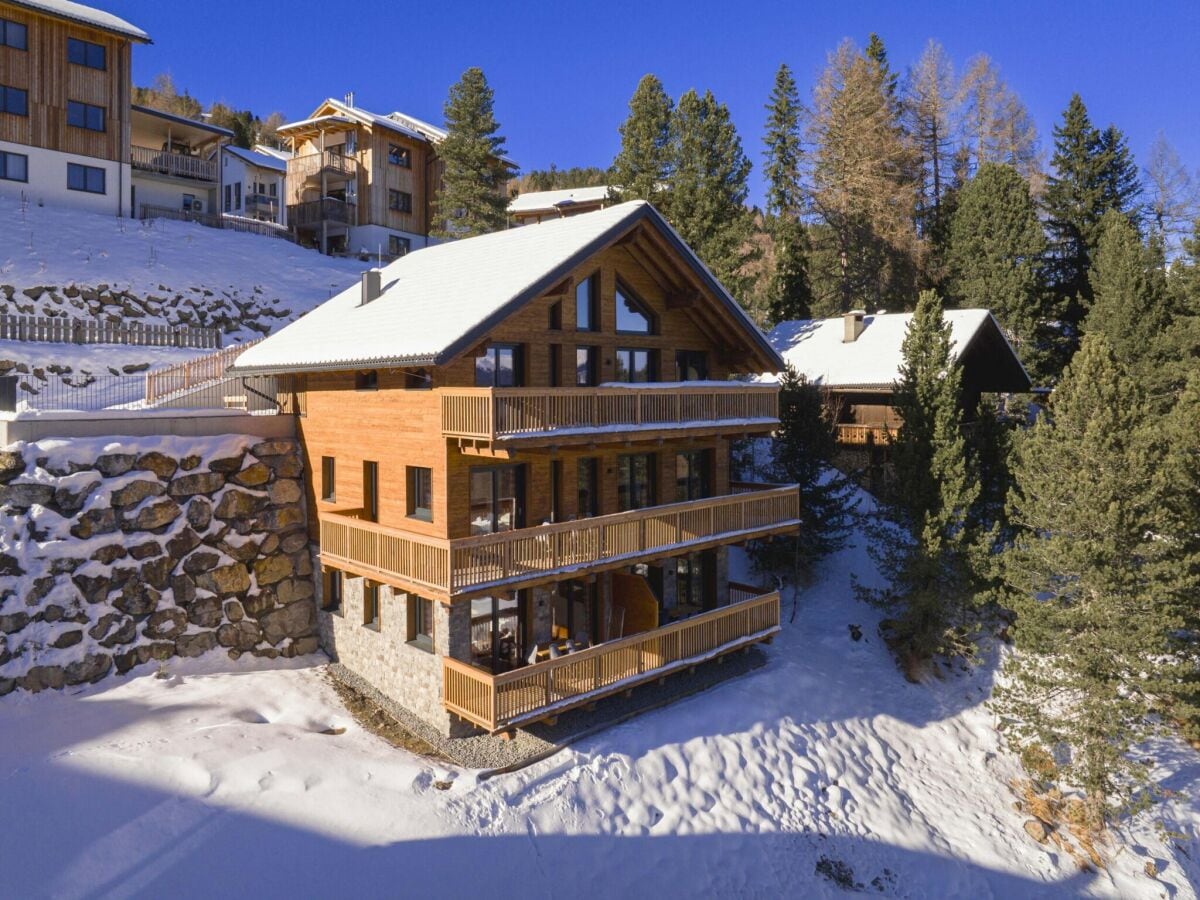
[0,495,1195,898]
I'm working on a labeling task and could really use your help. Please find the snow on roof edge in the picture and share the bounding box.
[8,0,149,41]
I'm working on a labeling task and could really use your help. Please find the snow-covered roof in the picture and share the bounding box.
[509,186,611,215]
[768,309,1030,391]
[7,0,149,41]
[280,99,429,143]
[223,145,286,173]
[386,110,447,143]
[231,200,781,375]
[252,144,291,162]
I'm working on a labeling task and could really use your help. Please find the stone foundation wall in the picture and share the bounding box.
[0,434,317,695]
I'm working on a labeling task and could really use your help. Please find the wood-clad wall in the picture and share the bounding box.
[0,3,132,162]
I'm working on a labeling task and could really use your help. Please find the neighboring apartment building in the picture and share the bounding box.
[0,0,148,217]
[219,143,286,226]
[508,185,611,226]
[130,103,230,219]
[769,310,1031,446]
[277,96,510,257]
[231,201,797,737]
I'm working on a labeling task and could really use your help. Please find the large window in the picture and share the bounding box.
[0,85,27,116]
[67,37,106,70]
[363,581,380,629]
[67,163,105,194]
[475,343,523,387]
[676,350,708,382]
[320,456,335,502]
[388,189,412,212]
[67,100,105,132]
[407,466,432,521]
[407,595,434,651]
[470,593,527,672]
[575,345,598,386]
[0,18,27,50]
[575,272,598,331]
[577,457,598,518]
[469,465,525,535]
[616,282,654,334]
[676,449,712,502]
[676,551,717,613]
[0,150,27,183]
[553,580,599,645]
[362,461,378,522]
[615,348,656,383]
[388,144,411,167]
[389,235,410,257]
[617,453,656,512]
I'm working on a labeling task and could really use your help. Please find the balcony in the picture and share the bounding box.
[439,383,779,447]
[131,146,218,182]
[318,484,800,600]
[244,193,279,217]
[443,589,780,732]
[836,423,897,446]
[288,198,356,229]
[288,149,358,185]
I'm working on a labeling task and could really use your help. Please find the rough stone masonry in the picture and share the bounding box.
[0,433,317,695]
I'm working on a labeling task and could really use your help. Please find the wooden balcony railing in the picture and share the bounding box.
[442,589,781,731]
[131,146,218,182]
[318,485,800,599]
[440,384,779,443]
[288,149,357,183]
[836,423,898,446]
[288,198,356,228]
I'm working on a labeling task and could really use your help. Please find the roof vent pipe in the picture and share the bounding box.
[360,268,382,306]
[843,310,866,343]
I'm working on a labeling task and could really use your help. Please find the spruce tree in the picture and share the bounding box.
[860,290,980,661]
[998,336,1181,818]
[609,75,673,206]
[667,88,755,299]
[762,64,812,323]
[432,67,509,238]
[749,366,855,581]
[946,162,1048,375]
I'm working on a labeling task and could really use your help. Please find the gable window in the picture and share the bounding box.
[388,144,411,167]
[0,85,27,116]
[322,568,342,612]
[388,235,410,257]
[388,189,412,213]
[575,345,598,386]
[615,348,656,383]
[363,580,380,629]
[67,37,106,70]
[0,150,27,183]
[616,282,655,334]
[407,596,434,651]
[575,272,598,331]
[475,343,524,387]
[407,466,432,521]
[0,19,27,50]
[676,350,708,382]
[577,458,598,518]
[67,100,105,132]
[676,449,713,502]
[363,461,379,522]
[67,163,105,194]
[320,456,335,502]
[617,453,656,512]
[355,369,378,391]
[469,464,525,535]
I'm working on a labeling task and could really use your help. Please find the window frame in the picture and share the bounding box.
[0,149,27,183]
[67,99,105,132]
[407,466,433,522]
[475,343,524,387]
[0,84,27,117]
[676,449,713,502]
[675,349,709,382]
[614,347,657,383]
[0,18,28,51]
[407,595,434,651]
[363,580,380,630]
[617,452,657,512]
[574,345,598,387]
[362,460,379,522]
[388,234,410,257]
[615,280,656,335]
[469,464,526,535]
[576,457,598,518]
[66,162,105,194]
[322,568,342,613]
[67,37,106,70]
[320,456,335,502]
[388,188,412,213]
[575,272,599,332]
[387,143,411,167]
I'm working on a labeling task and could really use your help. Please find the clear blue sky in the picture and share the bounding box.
[107,0,1199,207]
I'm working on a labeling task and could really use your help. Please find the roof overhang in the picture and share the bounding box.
[276,114,358,140]
[6,0,150,42]
[132,105,233,141]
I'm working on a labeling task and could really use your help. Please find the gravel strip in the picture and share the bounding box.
[328,645,768,772]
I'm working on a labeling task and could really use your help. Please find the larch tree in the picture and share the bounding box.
[609,74,674,207]
[432,67,509,239]
[762,63,812,323]
[955,55,1041,186]
[998,335,1181,820]
[904,40,956,238]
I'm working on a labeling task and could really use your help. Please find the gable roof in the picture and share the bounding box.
[223,144,286,173]
[509,186,611,215]
[768,310,1031,392]
[231,201,781,376]
[7,0,149,41]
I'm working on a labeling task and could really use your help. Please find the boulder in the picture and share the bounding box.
[217,619,261,650]
[0,450,24,484]
[0,678,13,697]
[250,440,294,457]
[144,608,188,640]
[259,533,280,556]
[22,665,66,692]
[148,641,175,661]
[196,563,250,597]
[186,595,223,629]
[1023,819,1049,844]
[48,556,84,575]
[170,574,197,607]
[113,580,160,616]
[128,541,162,561]
[230,462,271,488]
[95,453,137,477]
[257,505,305,533]
[71,508,117,539]
[280,531,309,555]
[169,471,225,498]
[136,451,178,480]
[52,629,84,649]
[208,452,246,474]
[72,573,111,605]
[100,617,137,648]
[186,498,213,531]
[42,604,65,622]
[111,478,165,508]
[241,591,274,620]
[264,453,302,479]
[141,556,174,591]
[114,645,155,674]
[0,611,30,634]
[253,554,294,587]
[291,635,320,656]
[2,483,55,509]
[25,575,56,606]
[267,478,302,505]
[259,599,316,645]
[176,631,217,658]
[0,552,25,577]
[214,490,268,520]
[54,480,98,515]
[179,454,201,471]
[217,535,261,563]
[127,499,182,532]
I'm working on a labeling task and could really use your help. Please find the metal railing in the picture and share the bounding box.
[131,146,218,182]
[0,314,221,349]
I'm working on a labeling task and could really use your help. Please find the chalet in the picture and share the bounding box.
[231,200,798,737]
[768,309,1031,445]
[508,185,611,226]
[276,95,512,258]
[0,0,149,217]
[219,144,287,226]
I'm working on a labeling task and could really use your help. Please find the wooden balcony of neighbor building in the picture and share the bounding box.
[130,146,218,182]
[244,193,279,217]
[288,198,356,229]
[442,588,781,732]
[317,484,800,601]
[835,423,898,446]
[439,383,779,448]
[287,149,358,185]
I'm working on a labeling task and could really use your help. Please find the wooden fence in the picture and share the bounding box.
[0,313,221,349]
[144,338,263,403]
[442,590,781,731]
[139,206,294,241]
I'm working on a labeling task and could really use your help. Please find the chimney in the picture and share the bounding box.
[344,91,355,107]
[843,310,866,343]
[360,268,382,306]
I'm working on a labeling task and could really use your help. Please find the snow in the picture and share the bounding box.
[9,0,149,41]
[508,185,612,214]
[222,145,287,173]
[1,488,1195,898]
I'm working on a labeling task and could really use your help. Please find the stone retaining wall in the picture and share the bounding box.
[0,434,317,695]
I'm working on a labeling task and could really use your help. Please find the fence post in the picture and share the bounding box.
[0,375,16,412]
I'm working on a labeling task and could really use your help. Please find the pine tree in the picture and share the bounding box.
[762,64,812,323]
[860,290,980,661]
[667,88,755,298]
[609,74,673,206]
[748,366,855,581]
[946,163,1048,374]
[998,336,1181,818]
[432,67,509,238]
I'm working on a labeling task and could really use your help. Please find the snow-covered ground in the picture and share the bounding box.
[1,506,1196,898]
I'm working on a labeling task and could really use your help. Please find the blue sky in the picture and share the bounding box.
[108,0,1199,207]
